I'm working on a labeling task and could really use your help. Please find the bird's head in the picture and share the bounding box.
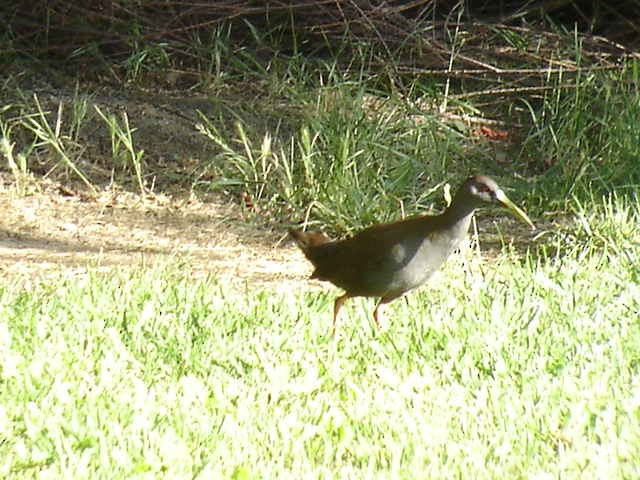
[462,175,535,229]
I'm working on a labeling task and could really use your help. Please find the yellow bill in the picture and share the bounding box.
[495,189,535,230]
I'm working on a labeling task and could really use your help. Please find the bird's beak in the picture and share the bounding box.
[495,190,535,230]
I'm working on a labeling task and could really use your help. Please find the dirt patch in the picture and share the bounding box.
[0,175,315,291]
[0,172,546,295]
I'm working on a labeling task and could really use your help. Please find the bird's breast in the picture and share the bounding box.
[386,230,464,293]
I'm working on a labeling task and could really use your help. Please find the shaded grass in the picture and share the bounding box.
[1,197,639,479]
[196,71,530,234]
[2,41,639,234]
[521,59,640,207]
[195,52,640,232]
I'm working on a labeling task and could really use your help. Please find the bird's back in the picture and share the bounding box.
[291,212,470,298]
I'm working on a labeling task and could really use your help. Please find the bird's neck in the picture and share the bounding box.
[441,196,477,232]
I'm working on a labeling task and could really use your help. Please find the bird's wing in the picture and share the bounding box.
[308,220,432,291]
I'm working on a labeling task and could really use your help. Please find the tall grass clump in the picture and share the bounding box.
[522,59,640,207]
[197,58,528,233]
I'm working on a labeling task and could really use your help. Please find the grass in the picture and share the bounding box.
[1,196,639,479]
[521,60,640,208]
[2,18,640,479]
[94,106,146,195]
[194,51,640,231]
[2,38,639,229]
[195,71,529,234]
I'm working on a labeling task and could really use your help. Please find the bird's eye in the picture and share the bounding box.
[479,185,492,193]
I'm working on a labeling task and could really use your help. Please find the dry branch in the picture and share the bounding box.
[2,0,638,89]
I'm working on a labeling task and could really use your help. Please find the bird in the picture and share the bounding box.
[289,175,534,335]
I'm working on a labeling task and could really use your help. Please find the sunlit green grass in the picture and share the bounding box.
[1,198,639,479]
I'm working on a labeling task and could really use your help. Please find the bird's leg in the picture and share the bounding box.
[332,294,350,336]
[373,295,398,328]
[373,301,384,328]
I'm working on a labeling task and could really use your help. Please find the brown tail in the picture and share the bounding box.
[288,228,332,249]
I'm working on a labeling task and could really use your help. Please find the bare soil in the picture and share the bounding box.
[0,173,539,293]
[0,175,313,290]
